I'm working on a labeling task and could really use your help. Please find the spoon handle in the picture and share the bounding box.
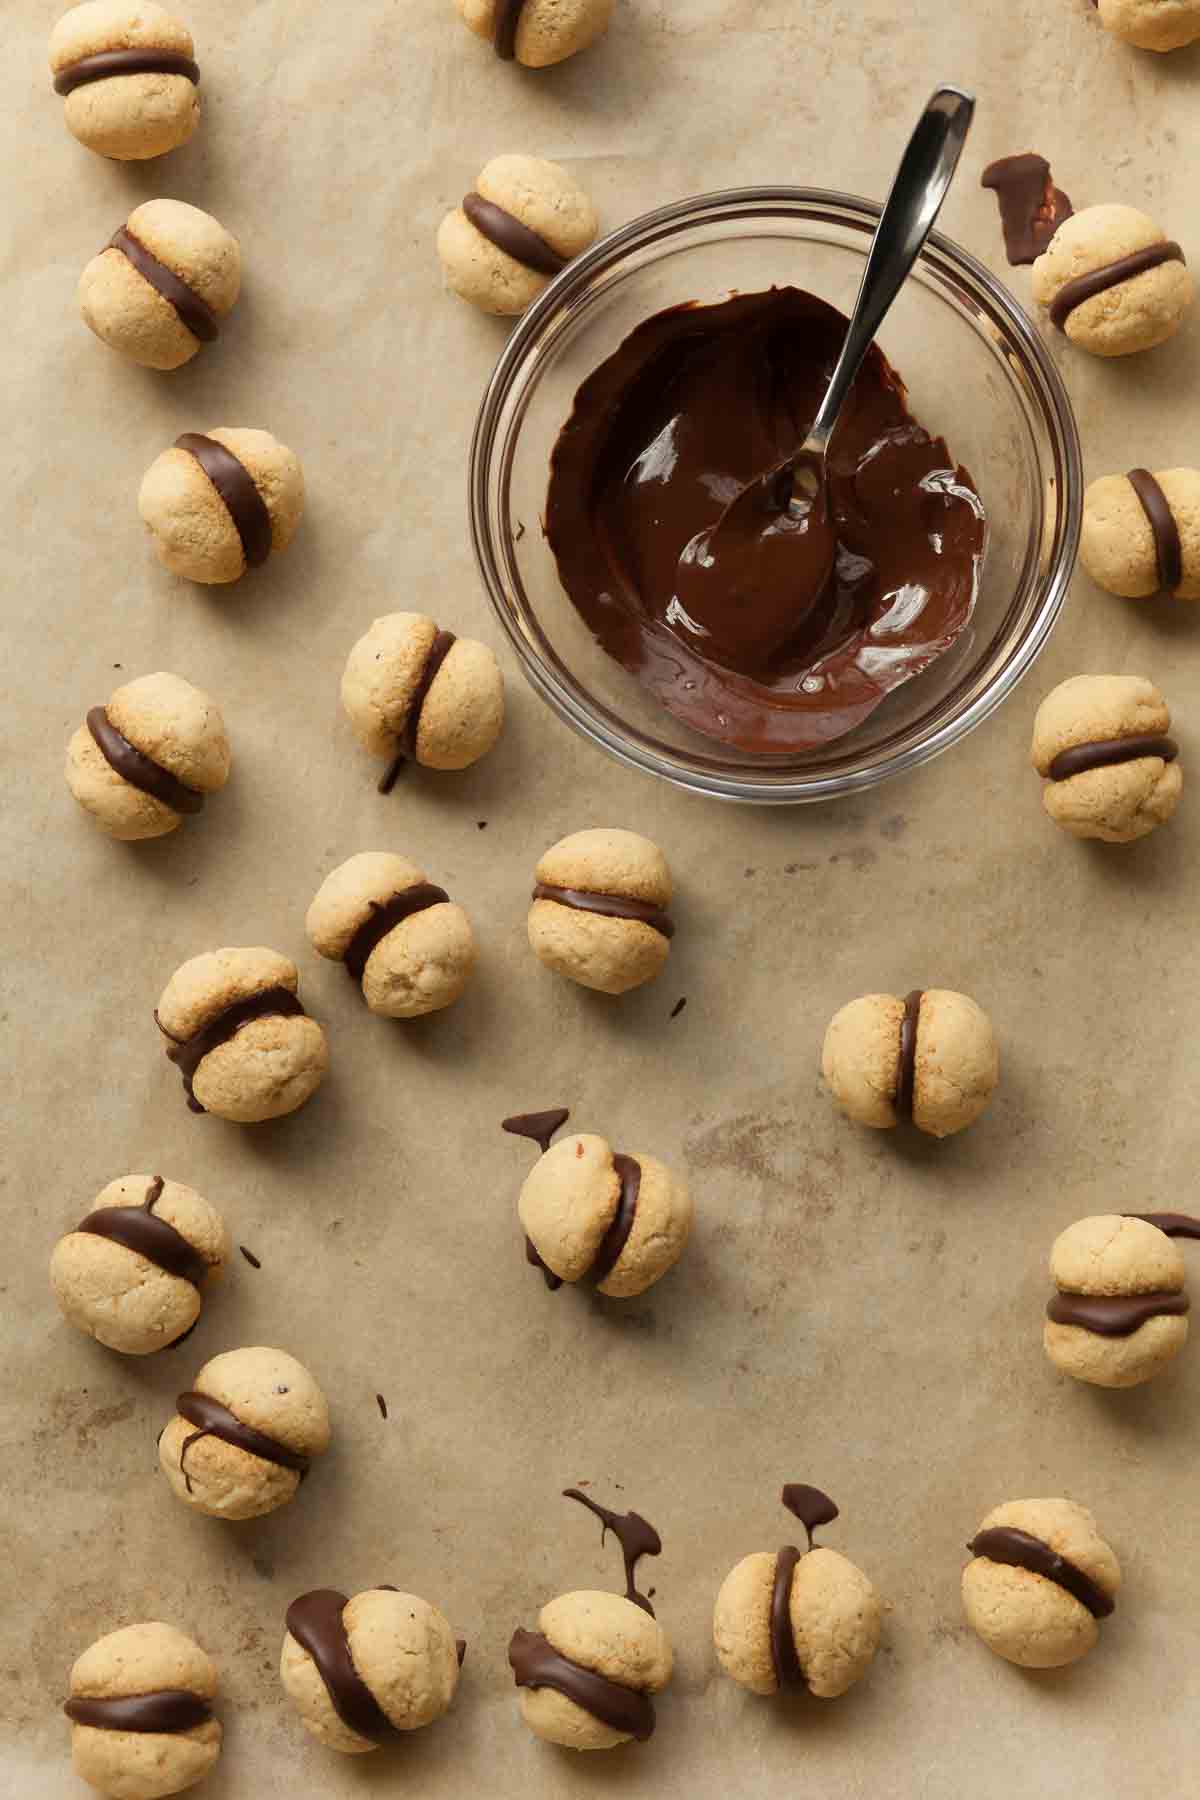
[804,86,975,459]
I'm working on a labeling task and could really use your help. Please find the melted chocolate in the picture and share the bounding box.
[968,1526,1114,1619]
[589,1154,642,1285]
[545,286,985,752]
[1127,469,1183,596]
[343,884,450,983]
[64,1691,212,1733]
[563,1488,662,1615]
[54,49,200,97]
[157,986,305,1113]
[377,629,457,791]
[285,1590,398,1742]
[1048,735,1178,783]
[175,434,272,569]
[463,193,565,277]
[176,1391,308,1492]
[77,1175,207,1289]
[503,1108,570,1153]
[895,990,922,1121]
[1047,1289,1189,1335]
[1127,1212,1200,1240]
[87,707,203,815]
[981,154,1073,265]
[1049,243,1186,329]
[782,1483,840,1543]
[493,0,529,59]
[110,227,218,343]
[531,883,676,940]
[508,1628,656,1739]
[769,1485,840,1690]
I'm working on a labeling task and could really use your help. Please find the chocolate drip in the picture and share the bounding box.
[76,1174,207,1289]
[531,883,676,941]
[589,1154,642,1285]
[1047,1289,1189,1335]
[54,49,200,96]
[493,0,529,59]
[895,990,922,1121]
[110,227,219,344]
[782,1483,840,1544]
[508,1629,656,1739]
[769,1546,804,1689]
[87,707,203,815]
[503,1108,570,1153]
[981,154,1073,265]
[157,986,305,1113]
[968,1526,1114,1619]
[1049,242,1186,329]
[456,1638,467,1666]
[377,629,457,791]
[175,434,272,569]
[526,1237,564,1290]
[1127,1212,1200,1240]
[176,1391,308,1492]
[563,1488,662,1616]
[1048,735,1178,783]
[1127,469,1184,596]
[462,193,566,278]
[64,1690,212,1733]
[343,884,449,983]
[285,1590,398,1742]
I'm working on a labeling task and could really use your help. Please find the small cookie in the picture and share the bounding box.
[509,1490,672,1752]
[1081,468,1200,601]
[821,988,998,1138]
[714,1485,881,1699]
[66,672,230,842]
[50,1174,228,1356]
[50,2,201,161]
[504,1108,693,1298]
[438,155,598,316]
[158,1346,331,1520]
[79,200,240,371]
[65,1621,220,1799]
[962,1498,1120,1668]
[1097,0,1200,50]
[455,0,614,66]
[1044,1211,1197,1388]
[1031,204,1193,356]
[528,829,674,995]
[340,613,504,786]
[155,947,329,1123]
[306,852,476,1018]
[139,429,304,584]
[1030,673,1182,842]
[281,1587,464,1754]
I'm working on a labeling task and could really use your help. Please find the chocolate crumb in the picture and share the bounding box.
[376,1393,388,1419]
[239,1245,262,1269]
[477,821,488,830]
[670,997,687,1019]
[514,520,526,542]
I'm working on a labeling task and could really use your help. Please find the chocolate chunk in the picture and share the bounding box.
[1126,1212,1200,1240]
[462,193,566,278]
[493,0,529,59]
[563,1488,662,1615]
[110,226,219,343]
[87,707,203,815]
[588,1154,641,1285]
[895,990,923,1121]
[342,884,450,984]
[76,1175,207,1289]
[1049,243,1186,330]
[532,883,676,940]
[64,1691,212,1733]
[377,629,457,791]
[503,1108,570,1153]
[175,434,272,569]
[1127,469,1184,596]
[156,987,306,1113]
[285,1590,398,1742]
[54,49,200,97]
[508,1629,657,1739]
[968,1525,1114,1618]
[1047,1289,1189,1335]
[176,1391,309,1493]
[981,154,1073,265]
[1048,735,1178,783]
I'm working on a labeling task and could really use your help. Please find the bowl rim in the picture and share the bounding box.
[469,183,1082,805]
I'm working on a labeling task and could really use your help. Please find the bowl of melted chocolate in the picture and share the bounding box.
[470,187,1081,803]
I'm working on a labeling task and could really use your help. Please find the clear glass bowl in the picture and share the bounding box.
[469,187,1081,805]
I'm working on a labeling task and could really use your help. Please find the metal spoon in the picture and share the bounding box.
[673,86,975,670]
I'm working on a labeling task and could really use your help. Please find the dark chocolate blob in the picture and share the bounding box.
[176,1391,309,1493]
[175,434,272,569]
[54,48,200,97]
[968,1526,1114,1619]
[285,1590,398,1743]
[503,1108,570,1153]
[782,1483,840,1545]
[563,1488,662,1616]
[508,1629,656,1740]
[1127,469,1184,596]
[1127,1212,1200,1240]
[1048,735,1178,783]
[87,707,203,815]
[239,1245,262,1269]
[377,629,457,792]
[493,0,529,59]
[531,883,676,941]
[769,1546,804,1690]
[462,192,566,277]
[157,986,306,1113]
[895,990,923,1121]
[1047,1289,1190,1336]
[76,1174,208,1289]
[64,1691,212,1733]
[110,227,219,344]
[1049,242,1186,330]
[342,884,450,984]
[981,154,1073,265]
[589,1154,642,1285]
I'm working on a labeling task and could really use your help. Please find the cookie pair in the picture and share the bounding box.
[1044,1211,1198,1388]
[50,2,200,162]
[1031,674,1182,844]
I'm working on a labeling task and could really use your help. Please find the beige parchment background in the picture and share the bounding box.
[3,2,1200,1795]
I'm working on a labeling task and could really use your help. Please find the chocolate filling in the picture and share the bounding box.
[768,1484,841,1690]
[54,48,200,97]
[462,193,566,278]
[87,707,203,815]
[508,1629,657,1739]
[531,883,676,941]
[1048,735,1178,783]
[1047,1289,1190,1336]
[1127,469,1184,596]
[981,154,1073,266]
[493,0,529,59]
[588,1154,642,1285]
[563,1488,662,1615]
[968,1526,1114,1619]
[156,986,306,1113]
[894,990,923,1121]
[285,1590,399,1742]
[1048,242,1186,330]
[377,629,457,792]
[64,1691,212,1733]
[342,884,450,984]
[77,1175,207,1289]
[176,1390,308,1493]
[1127,1212,1200,1240]
[110,226,219,344]
[175,434,272,570]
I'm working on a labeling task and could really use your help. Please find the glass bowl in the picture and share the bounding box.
[468,187,1081,805]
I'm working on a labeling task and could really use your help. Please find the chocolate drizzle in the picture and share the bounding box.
[285,1590,399,1743]
[981,154,1073,265]
[493,0,529,59]
[769,1484,840,1691]
[1048,735,1178,783]
[87,707,203,815]
[504,1108,570,1287]
[563,1488,662,1616]
[1049,242,1186,329]
[76,1175,208,1289]
[531,884,676,941]
[157,986,305,1113]
[1127,1212,1200,1240]
[176,1390,308,1492]
[64,1691,212,1733]
[343,884,450,984]
[110,226,219,344]
[377,629,457,792]
[175,434,272,569]
[1047,1289,1190,1335]
[462,193,566,278]
[968,1526,1114,1619]
[895,990,923,1121]
[54,49,200,97]
[508,1629,657,1739]
[1127,469,1183,596]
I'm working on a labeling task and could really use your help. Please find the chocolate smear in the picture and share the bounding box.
[1127,469,1184,596]
[503,1108,570,1153]
[1048,735,1177,783]
[286,1590,397,1742]
[176,1390,308,1492]
[463,193,566,278]
[508,1628,656,1739]
[532,883,676,940]
[110,227,219,343]
[175,434,272,569]
[968,1526,1114,1618]
[239,1245,261,1269]
[377,629,457,791]
[343,884,449,984]
[77,1173,207,1289]
[1047,1289,1189,1335]
[157,986,305,1113]
[54,49,199,96]
[563,1487,662,1616]
[895,990,923,1121]
[1127,1212,1200,1240]
[87,707,203,815]
[65,1691,212,1733]
[981,154,1073,265]
[493,0,529,59]
[588,1154,641,1286]
[1049,242,1185,330]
